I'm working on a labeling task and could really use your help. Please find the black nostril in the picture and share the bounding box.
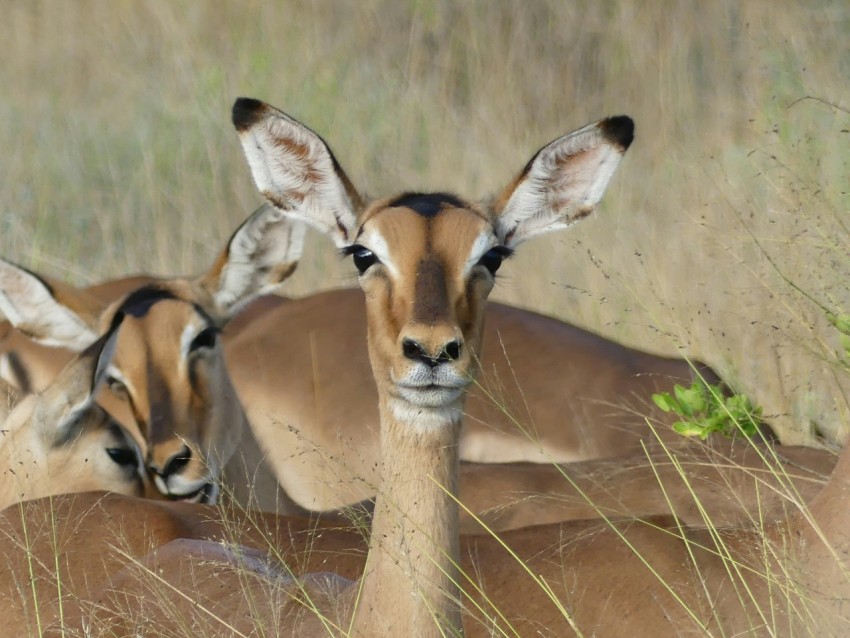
[403,338,428,362]
[440,340,462,362]
[160,445,192,478]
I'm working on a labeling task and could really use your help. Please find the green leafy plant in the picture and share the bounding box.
[652,382,762,440]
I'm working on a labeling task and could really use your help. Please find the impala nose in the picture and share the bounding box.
[402,337,463,367]
[150,444,192,480]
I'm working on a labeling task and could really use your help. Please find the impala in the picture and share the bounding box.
[0,315,155,511]
[16,96,642,637]
[225,95,637,635]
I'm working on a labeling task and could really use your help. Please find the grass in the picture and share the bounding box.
[1,1,849,635]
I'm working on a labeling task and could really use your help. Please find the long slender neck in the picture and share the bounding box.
[350,394,463,637]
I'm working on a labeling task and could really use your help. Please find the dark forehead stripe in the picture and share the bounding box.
[118,287,179,318]
[412,258,450,324]
[107,286,217,335]
[388,192,469,218]
[106,286,175,335]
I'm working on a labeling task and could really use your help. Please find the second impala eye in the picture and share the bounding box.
[190,327,219,352]
[345,245,379,275]
[477,246,513,275]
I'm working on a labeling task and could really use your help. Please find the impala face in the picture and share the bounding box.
[346,194,508,426]
[101,287,242,503]
[0,325,156,510]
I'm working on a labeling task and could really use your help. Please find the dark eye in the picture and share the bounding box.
[107,375,127,394]
[106,446,138,468]
[347,245,379,275]
[477,247,512,275]
[190,327,219,352]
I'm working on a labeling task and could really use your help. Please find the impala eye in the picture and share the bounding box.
[190,327,219,352]
[105,446,138,468]
[477,246,513,276]
[107,375,127,395]
[344,245,380,275]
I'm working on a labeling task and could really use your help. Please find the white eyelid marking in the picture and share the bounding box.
[463,231,500,276]
[178,319,210,369]
[358,229,398,278]
[105,364,133,396]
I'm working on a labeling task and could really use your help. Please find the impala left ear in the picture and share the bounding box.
[198,202,308,317]
[492,116,634,249]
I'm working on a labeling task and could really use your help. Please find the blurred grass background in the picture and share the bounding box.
[0,0,848,445]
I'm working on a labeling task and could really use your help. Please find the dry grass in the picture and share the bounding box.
[0,4,847,441]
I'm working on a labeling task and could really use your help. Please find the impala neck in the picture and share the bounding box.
[350,394,463,637]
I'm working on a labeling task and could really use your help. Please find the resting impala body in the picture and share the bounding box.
[0,269,833,531]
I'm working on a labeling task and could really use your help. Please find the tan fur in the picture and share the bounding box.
[1,271,718,515]
[0,331,159,511]
[0,275,158,395]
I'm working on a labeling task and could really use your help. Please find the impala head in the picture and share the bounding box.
[0,203,307,502]
[0,318,154,510]
[232,98,633,427]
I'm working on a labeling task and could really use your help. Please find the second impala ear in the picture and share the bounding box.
[198,202,308,317]
[0,259,99,351]
[492,116,634,249]
[232,97,363,248]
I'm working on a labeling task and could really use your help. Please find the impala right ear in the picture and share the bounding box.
[198,202,308,317]
[0,259,99,350]
[231,97,363,248]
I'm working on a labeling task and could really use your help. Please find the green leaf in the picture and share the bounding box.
[652,392,674,412]
[673,385,695,416]
[673,420,705,437]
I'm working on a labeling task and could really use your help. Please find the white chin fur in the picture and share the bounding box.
[389,397,462,432]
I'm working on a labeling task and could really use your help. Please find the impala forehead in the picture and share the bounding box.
[112,300,211,380]
[358,205,496,277]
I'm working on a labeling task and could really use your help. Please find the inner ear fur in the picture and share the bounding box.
[492,116,634,248]
[0,259,101,350]
[231,97,363,248]
[197,202,309,317]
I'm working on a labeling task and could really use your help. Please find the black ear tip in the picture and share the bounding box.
[600,116,635,150]
[232,97,266,131]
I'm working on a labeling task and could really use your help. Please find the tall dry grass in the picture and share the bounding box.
[0,0,848,445]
